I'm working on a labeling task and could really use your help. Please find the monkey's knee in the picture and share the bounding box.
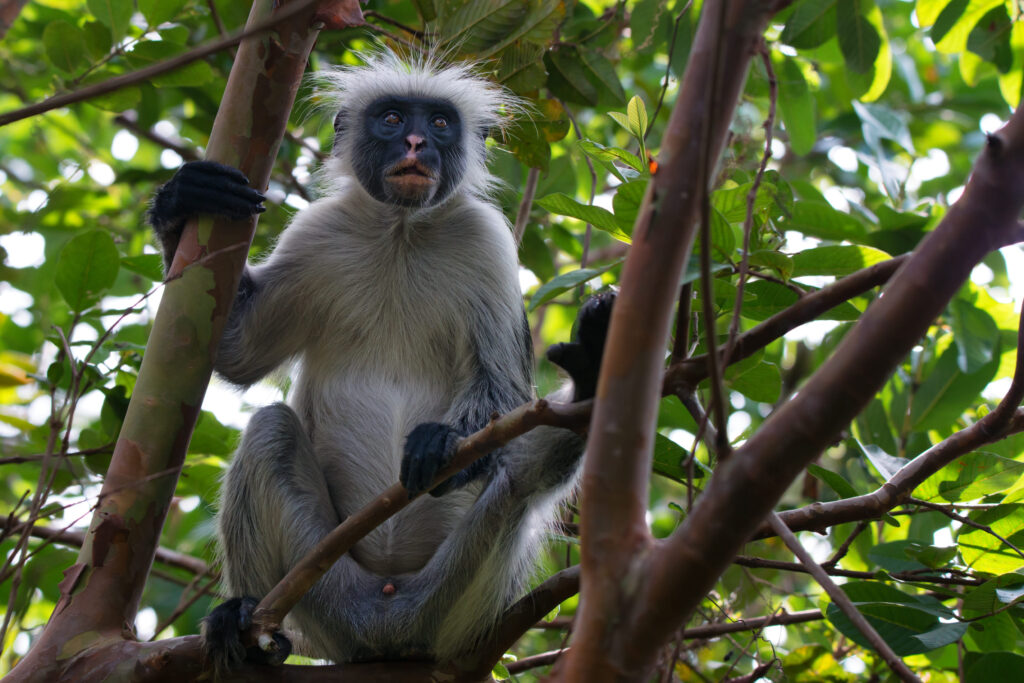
[232,403,307,466]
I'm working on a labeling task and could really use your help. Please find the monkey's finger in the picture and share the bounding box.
[174,185,266,220]
[183,160,253,187]
[178,174,267,205]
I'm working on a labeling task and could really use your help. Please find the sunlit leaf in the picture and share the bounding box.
[43,21,88,75]
[55,231,120,312]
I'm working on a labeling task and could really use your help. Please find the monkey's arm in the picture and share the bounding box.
[402,293,615,497]
[148,162,313,386]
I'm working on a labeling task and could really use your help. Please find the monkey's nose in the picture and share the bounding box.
[405,134,425,152]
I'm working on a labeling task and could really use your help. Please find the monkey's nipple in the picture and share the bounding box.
[382,581,397,596]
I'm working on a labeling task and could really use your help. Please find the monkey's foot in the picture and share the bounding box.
[201,596,292,673]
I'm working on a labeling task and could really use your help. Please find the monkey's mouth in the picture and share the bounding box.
[387,159,436,181]
[386,160,437,202]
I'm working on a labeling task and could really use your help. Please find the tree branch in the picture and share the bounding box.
[767,514,922,683]
[0,0,363,127]
[561,2,784,678]
[635,94,1024,667]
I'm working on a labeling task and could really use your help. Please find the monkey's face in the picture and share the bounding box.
[348,96,467,208]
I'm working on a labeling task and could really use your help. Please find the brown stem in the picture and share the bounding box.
[514,167,541,244]
[767,514,922,683]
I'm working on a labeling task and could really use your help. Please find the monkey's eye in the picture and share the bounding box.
[432,116,449,129]
[382,111,402,126]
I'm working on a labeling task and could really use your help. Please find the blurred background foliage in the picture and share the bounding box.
[2,0,1024,680]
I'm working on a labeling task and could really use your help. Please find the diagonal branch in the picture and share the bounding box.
[767,514,922,683]
[766,302,1024,538]
[634,100,1024,669]
[249,400,591,644]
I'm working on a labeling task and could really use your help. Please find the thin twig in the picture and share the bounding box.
[723,41,776,367]
[646,3,693,140]
[695,0,731,458]
[514,167,541,244]
[768,513,922,683]
[0,0,344,127]
[909,497,1024,561]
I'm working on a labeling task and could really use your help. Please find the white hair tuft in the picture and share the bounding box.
[314,50,522,200]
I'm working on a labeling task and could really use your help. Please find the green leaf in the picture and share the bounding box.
[808,464,859,499]
[506,98,568,171]
[536,193,631,243]
[707,208,736,258]
[775,55,816,156]
[949,299,999,373]
[138,0,189,26]
[626,95,648,139]
[917,450,1024,503]
[748,250,794,281]
[121,254,164,282]
[836,0,881,74]
[528,262,619,310]
[679,255,732,286]
[577,140,645,174]
[967,4,1013,72]
[519,224,555,283]
[43,21,88,75]
[629,0,664,51]
[87,0,132,41]
[966,653,1024,683]
[55,231,121,312]
[578,49,627,106]
[189,411,238,456]
[726,361,780,403]
[825,581,966,655]
[853,400,899,458]
[962,574,1024,612]
[790,245,891,278]
[784,201,868,242]
[929,0,968,44]
[411,0,437,23]
[911,344,999,432]
[712,181,779,224]
[477,0,566,59]
[958,504,1024,574]
[904,543,958,569]
[82,20,112,60]
[612,180,647,233]
[868,540,931,572]
[780,0,838,49]
[853,100,916,155]
[608,111,633,134]
[738,280,797,321]
[440,0,521,49]
[653,433,699,483]
[126,41,214,88]
[496,43,548,94]
[546,47,599,105]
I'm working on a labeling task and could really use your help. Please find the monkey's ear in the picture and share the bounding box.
[333,111,346,134]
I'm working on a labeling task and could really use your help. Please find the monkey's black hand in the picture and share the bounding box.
[401,422,466,498]
[147,161,266,269]
[201,596,292,674]
[546,291,616,402]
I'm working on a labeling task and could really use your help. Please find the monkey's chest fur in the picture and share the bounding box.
[282,196,520,576]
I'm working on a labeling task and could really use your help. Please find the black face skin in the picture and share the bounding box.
[344,96,468,208]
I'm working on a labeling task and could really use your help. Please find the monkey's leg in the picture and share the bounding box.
[400,426,585,659]
[210,403,388,666]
